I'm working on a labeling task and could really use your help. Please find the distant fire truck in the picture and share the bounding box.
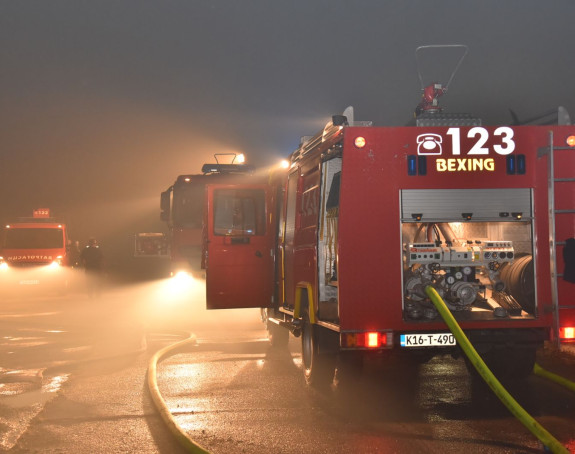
[202,47,575,385]
[0,208,71,292]
[158,153,255,276]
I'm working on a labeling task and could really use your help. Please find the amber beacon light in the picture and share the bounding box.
[354,136,366,148]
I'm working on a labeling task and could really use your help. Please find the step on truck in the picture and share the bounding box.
[202,46,575,385]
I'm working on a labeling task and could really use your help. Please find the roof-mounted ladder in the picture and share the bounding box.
[539,131,575,348]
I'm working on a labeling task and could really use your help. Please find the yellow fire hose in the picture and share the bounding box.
[425,285,570,454]
[533,362,575,393]
[147,333,210,454]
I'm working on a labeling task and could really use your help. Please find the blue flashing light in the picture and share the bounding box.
[517,154,526,174]
[407,155,417,176]
[506,156,516,175]
[418,156,427,175]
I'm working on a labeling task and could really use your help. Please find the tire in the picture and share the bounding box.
[301,316,336,387]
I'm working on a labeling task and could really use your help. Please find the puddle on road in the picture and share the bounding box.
[1,374,68,407]
[0,374,69,450]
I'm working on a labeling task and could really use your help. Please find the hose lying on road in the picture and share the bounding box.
[425,285,569,454]
[533,362,575,393]
[146,332,210,454]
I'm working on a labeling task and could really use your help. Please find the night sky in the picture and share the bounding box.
[1,1,574,275]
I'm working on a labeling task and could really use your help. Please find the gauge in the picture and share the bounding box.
[463,266,472,275]
[455,271,463,280]
[446,275,456,285]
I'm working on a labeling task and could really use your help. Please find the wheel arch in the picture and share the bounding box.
[294,281,317,324]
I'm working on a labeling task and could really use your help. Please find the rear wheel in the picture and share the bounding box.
[302,316,336,387]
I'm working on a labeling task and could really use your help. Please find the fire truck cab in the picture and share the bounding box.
[159,154,256,277]
[0,208,71,293]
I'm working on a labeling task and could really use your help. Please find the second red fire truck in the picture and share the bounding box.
[158,153,255,277]
[201,50,575,385]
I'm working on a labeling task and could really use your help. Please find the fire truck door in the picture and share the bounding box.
[204,184,275,309]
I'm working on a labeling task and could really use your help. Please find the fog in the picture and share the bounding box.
[1,1,574,281]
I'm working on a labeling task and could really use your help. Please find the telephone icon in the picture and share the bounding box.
[416,133,443,155]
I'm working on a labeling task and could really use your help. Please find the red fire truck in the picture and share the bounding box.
[202,50,575,385]
[158,154,255,276]
[0,208,71,293]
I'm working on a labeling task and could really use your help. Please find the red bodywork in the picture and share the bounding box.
[0,221,70,290]
[204,124,575,346]
[1,222,68,266]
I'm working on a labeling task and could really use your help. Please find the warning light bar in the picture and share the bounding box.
[566,135,575,147]
[340,331,394,349]
[560,327,575,341]
[201,163,255,174]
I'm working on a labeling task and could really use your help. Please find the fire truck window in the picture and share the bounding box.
[213,189,265,236]
[4,228,64,249]
[173,185,203,228]
[326,171,341,210]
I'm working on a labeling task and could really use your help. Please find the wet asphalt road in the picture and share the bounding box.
[1,278,575,453]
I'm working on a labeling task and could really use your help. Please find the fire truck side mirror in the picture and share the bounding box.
[160,190,171,221]
[332,115,348,127]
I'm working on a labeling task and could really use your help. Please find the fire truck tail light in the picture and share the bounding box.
[341,331,393,349]
[560,327,575,341]
[354,136,366,148]
[366,332,379,348]
[566,135,575,147]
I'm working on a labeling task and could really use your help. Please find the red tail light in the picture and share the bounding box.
[560,327,575,341]
[341,331,393,349]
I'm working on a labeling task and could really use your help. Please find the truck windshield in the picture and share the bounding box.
[173,185,203,228]
[213,188,265,236]
[3,228,64,249]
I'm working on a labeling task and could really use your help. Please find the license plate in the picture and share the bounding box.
[400,333,456,347]
[19,279,40,285]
